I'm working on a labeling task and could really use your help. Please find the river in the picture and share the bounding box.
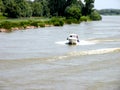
[0,16,120,90]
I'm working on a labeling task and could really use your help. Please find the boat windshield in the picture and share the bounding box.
[70,35,78,38]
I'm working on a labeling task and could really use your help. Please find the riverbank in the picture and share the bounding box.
[0,16,92,32]
[0,17,61,32]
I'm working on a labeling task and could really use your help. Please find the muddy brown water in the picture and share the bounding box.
[0,16,120,90]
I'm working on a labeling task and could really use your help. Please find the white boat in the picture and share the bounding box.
[67,34,79,45]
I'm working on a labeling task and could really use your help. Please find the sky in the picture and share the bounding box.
[94,0,120,9]
[81,0,120,9]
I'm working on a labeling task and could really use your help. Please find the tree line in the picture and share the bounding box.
[0,0,101,20]
[98,9,120,15]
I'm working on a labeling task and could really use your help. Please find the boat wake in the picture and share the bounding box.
[89,38,120,43]
[68,48,120,56]
[1,48,120,61]
[40,48,120,61]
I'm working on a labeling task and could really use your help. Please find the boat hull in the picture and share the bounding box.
[68,38,78,45]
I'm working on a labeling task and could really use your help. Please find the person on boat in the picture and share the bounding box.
[76,35,79,42]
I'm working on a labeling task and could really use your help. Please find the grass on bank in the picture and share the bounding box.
[0,16,91,32]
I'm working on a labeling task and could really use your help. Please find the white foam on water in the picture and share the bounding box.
[55,40,96,45]
[55,40,68,45]
[77,40,96,45]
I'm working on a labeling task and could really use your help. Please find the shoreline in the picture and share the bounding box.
[0,24,53,32]
[0,18,82,32]
[0,16,101,33]
[0,17,65,32]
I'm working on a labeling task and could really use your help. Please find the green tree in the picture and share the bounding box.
[82,0,95,16]
[65,4,82,20]
[33,0,50,17]
[66,0,83,9]
[39,0,50,17]
[48,0,66,16]
[32,1,43,16]
[3,0,19,18]
[89,10,102,20]
[15,0,32,17]
[3,0,32,18]
[0,0,4,12]
[66,0,77,6]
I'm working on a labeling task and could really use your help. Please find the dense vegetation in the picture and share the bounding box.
[98,9,120,15]
[0,0,102,32]
[0,0,101,19]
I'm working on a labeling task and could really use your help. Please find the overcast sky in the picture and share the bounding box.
[94,0,120,9]
[81,0,120,9]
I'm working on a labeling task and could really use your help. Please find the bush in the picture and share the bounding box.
[30,21,39,27]
[53,21,60,26]
[50,17,64,26]
[89,11,102,21]
[50,17,58,23]
[59,20,64,26]
[20,21,30,28]
[65,5,82,20]
[44,20,53,26]
[65,19,72,24]
[80,16,91,21]
[0,21,12,30]
[65,18,80,24]
[20,21,30,26]
[38,22,45,27]
[10,22,21,28]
